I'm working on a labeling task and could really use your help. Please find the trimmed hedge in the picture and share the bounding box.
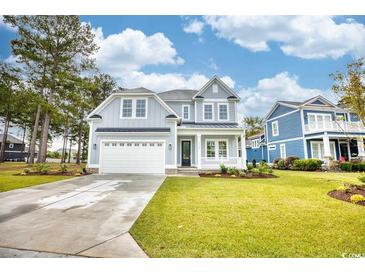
[340,162,365,172]
[292,159,322,171]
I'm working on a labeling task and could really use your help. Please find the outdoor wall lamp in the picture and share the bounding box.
[93,144,97,150]
[168,143,172,150]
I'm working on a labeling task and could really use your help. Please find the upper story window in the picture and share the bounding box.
[251,139,260,148]
[212,83,218,93]
[272,121,279,136]
[308,113,332,130]
[218,103,228,120]
[203,103,214,121]
[9,143,14,149]
[182,105,190,120]
[121,98,147,119]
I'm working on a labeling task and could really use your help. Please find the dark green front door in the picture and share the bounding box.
[181,140,191,166]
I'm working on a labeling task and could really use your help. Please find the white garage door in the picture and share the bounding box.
[100,140,165,174]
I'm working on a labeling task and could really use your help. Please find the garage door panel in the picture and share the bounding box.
[100,141,165,174]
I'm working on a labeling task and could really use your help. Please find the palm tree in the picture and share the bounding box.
[243,116,264,137]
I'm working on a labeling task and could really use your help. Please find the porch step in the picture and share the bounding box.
[177,167,200,175]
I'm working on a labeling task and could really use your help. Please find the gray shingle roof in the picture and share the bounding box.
[179,122,242,129]
[118,87,155,94]
[95,127,170,133]
[277,100,302,106]
[0,134,23,144]
[157,89,198,100]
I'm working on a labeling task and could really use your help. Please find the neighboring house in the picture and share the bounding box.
[0,134,26,161]
[86,76,246,174]
[246,95,365,165]
[246,131,267,164]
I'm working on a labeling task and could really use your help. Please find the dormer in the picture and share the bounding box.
[192,76,240,101]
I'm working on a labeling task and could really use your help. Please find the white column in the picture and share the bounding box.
[86,121,93,168]
[240,132,247,170]
[357,137,365,161]
[197,133,202,169]
[323,132,331,167]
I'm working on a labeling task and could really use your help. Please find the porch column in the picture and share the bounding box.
[357,137,365,161]
[240,132,247,169]
[323,132,331,167]
[197,133,202,169]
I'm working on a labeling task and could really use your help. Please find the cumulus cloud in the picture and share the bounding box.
[204,16,365,59]
[183,19,205,35]
[118,71,234,92]
[93,27,184,74]
[238,72,334,118]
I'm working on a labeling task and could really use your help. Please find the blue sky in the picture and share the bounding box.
[1,15,365,120]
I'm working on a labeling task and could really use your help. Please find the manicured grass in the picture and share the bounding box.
[130,170,365,257]
[0,162,83,192]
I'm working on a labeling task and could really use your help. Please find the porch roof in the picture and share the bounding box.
[179,122,242,129]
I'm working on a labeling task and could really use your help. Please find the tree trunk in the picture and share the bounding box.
[76,120,82,164]
[0,117,10,163]
[61,127,68,164]
[68,136,72,163]
[38,111,50,163]
[28,105,41,164]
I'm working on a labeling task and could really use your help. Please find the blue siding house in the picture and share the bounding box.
[246,95,365,166]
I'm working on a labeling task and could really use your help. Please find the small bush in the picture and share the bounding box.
[277,159,287,170]
[33,163,51,174]
[340,162,365,172]
[358,175,365,184]
[59,164,68,173]
[292,159,322,171]
[220,163,228,174]
[267,167,273,174]
[340,162,352,172]
[23,168,31,174]
[247,164,254,171]
[227,166,239,176]
[336,185,350,193]
[251,168,260,174]
[285,156,300,168]
[239,170,246,177]
[350,194,365,204]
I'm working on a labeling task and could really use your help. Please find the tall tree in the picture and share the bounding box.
[331,58,365,125]
[243,116,264,137]
[4,16,98,162]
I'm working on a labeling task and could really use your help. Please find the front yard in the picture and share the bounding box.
[0,162,83,192]
[130,170,365,257]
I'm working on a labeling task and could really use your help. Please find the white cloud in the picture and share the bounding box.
[204,16,365,59]
[118,71,235,92]
[238,72,334,118]
[207,58,219,71]
[0,16,16,32]
[183,19,205,35]
[93,27,184,74]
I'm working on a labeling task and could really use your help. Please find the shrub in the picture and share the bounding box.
[277,159,287,170]
[353,162,365,172]
[340,162,352,172]
[285,156,299,168]
[23,168,31,174]
[350,194,365,204]
[247,164,254,171]
[358,175,365,184]
[33,163,51,174]
[239,170,246,177]
[251,168,260,174]
[220,163,228,174]
[267,167,274,174]
[59,164,68,173]
[292,159,322,171]
[336,185,350,193]
[272,158,282,168]
[227,166,239,176]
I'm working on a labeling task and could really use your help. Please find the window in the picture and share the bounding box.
[136,99,146,118]
[204,104,213,120]
[280,144,286,158]
[212,83,218,93]
[9,143,14,149]
[218,104,228,120]
[307,113,332,130]
[122,99,132,117]
[272,121,279,136]
[311,141,336,160]
[251,139,260,148]
[182,105,190,120]
[206,140,216,159]
[121,98,147,119]
[206,139,228,160]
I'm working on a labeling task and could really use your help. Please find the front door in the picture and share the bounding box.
[181,140,191,166]
[340,143,349,161]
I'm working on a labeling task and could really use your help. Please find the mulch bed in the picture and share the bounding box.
[199,173,277,179]
[15,171,90,176]
[328,185,365,206]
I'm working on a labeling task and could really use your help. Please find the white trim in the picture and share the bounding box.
[271,120,279,137]
[203,103,214,121]
[303,95,337,107]
[307,112,332,131]
[300,109,308,159]
[87,121,93,166]
[267,136,303,144]
[235,101,238,123]
[182,104,190,121]
[194,101,197,122]
[163,99,192,102]
[174,121,177,166]
[177,129,244,136]
[96,132,170,136]
[120,97,148,119]
[218,103,229,121]
[251,138,260,148]
[204,138,229,161]
[310,140,337,160]
[280,143,286,158]
[266,109,300,122]
[204,99,228,102]
[180,138,193,166]
[99,139,166,175]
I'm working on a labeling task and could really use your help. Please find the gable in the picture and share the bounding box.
[199,79,232,99]
[310,99,326,106]
[267,104,297,120]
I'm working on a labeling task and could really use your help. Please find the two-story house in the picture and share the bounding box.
[246,95,365,166]
[86,76,246,174]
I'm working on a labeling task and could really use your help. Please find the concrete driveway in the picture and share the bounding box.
[0,174,165,258]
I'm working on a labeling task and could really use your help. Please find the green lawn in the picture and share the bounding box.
[130,170,365,258]
[0,162,82,192]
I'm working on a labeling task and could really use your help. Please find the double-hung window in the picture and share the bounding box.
[311,141,336,160]
[252,139,260,148]
[121,98,147,118]
[218,104,228,121]
[206,139,228,160]
[280,144,286,158]
[272,121,279,136]
[308,113,332,130]
[204,104,213,120]
[182,105,190,120]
